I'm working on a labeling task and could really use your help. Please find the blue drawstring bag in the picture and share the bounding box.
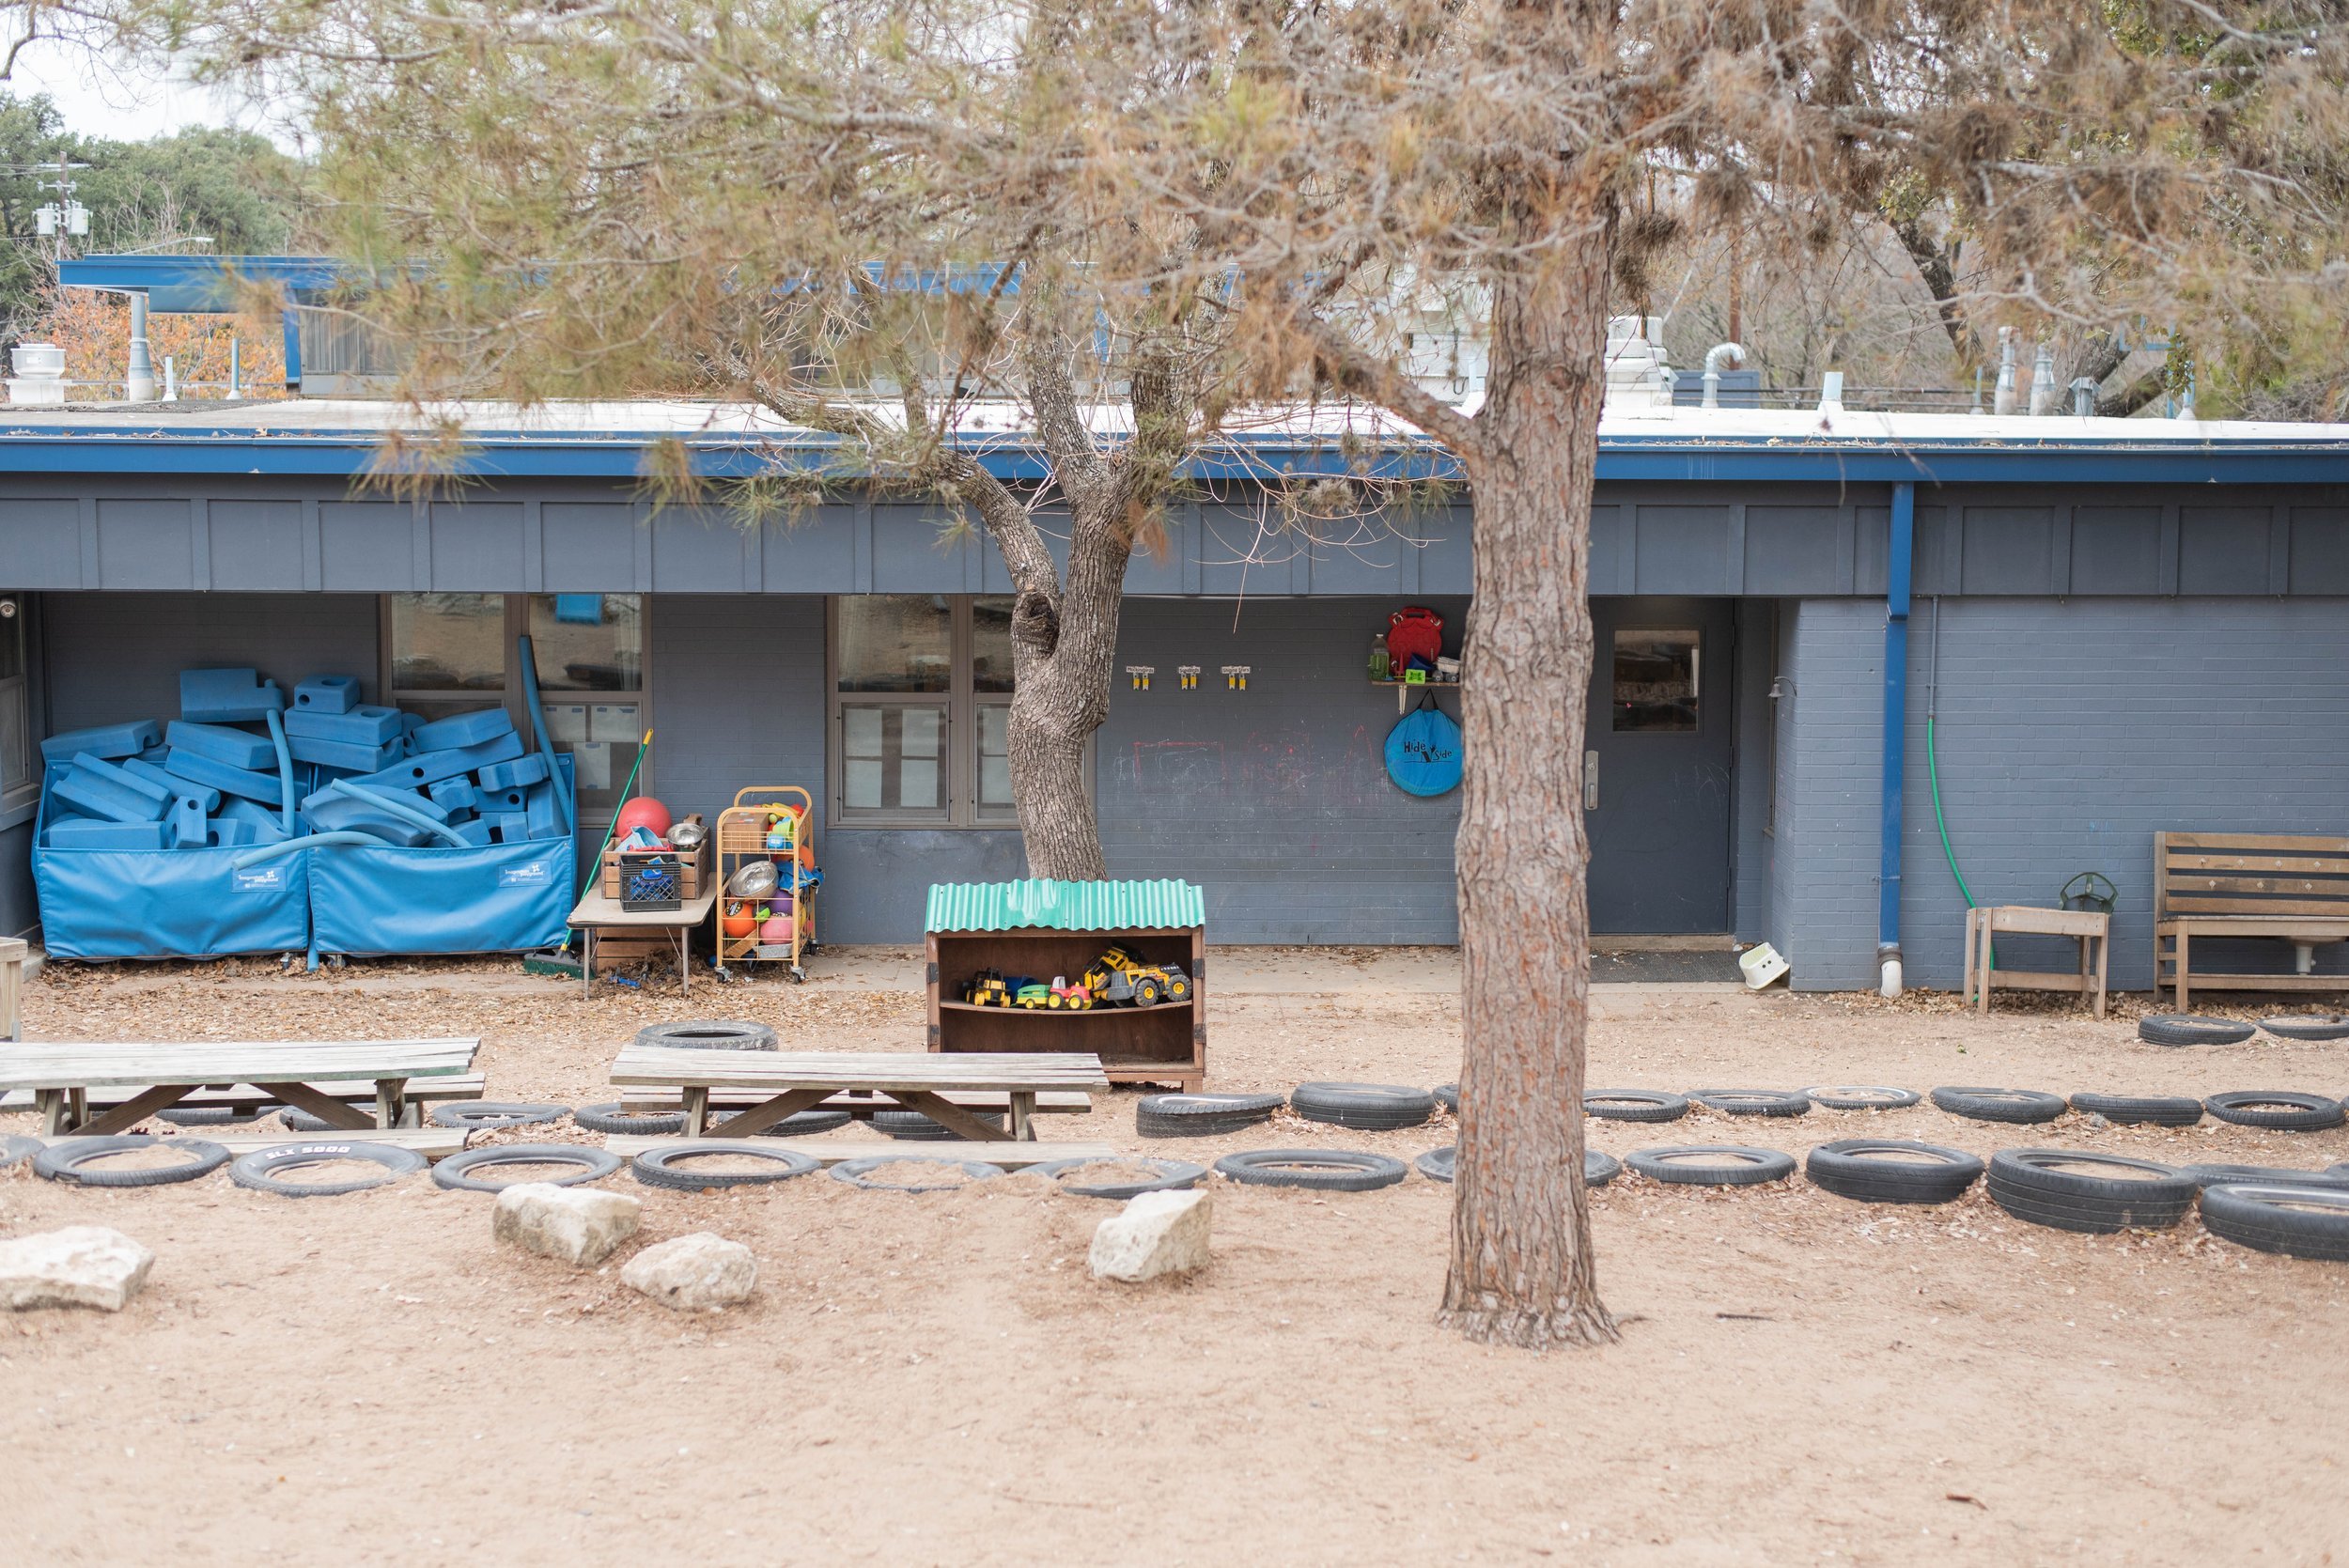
[1385,699,1462,797]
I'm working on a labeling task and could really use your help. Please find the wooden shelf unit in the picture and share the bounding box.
[926,924,1204,1089]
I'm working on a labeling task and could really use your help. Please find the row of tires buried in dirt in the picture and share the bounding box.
[1134,1082,2349,1132]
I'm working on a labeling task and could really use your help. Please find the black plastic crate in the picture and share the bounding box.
[619,850,682,911]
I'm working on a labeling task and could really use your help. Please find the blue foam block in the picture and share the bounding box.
[524,783,565,840]
[293,675,361,715]
[299,782,449,822]
[48,818,170,849]
[287,732,406,773]
[55,753,175,823]
[483,811,529,843]
[163,749,284,805]
[427,777,481,813]
[120,757,221,815]
[218,797,280,830]
[164,720,277,772]
[179,668,286,722]
[354,732,522,790]
[302,794,434,846]
[475,753,551,792]
[487,787,526,811]
[451,818,494,846]
[285,705,403,746]
[171,797,210,847]
[411,706,515,752]
[39,721,163,764]
[203,817,260,847]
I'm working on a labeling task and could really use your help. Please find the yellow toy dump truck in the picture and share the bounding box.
[1081,945,1193,1007]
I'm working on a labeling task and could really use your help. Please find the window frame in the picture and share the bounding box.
[826,594,1073,829]
[0,592,36,830]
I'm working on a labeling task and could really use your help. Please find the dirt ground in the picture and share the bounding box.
[5,952,2348,1566]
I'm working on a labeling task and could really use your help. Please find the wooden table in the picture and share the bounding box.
[1965,906,2110,1018]
[609,1048,1111,1141]
[567,889,719,999]
[0,935,25,1043]
[0,1037,481,1137]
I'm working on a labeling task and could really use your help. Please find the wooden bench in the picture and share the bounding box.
[601,1134,1113,1169]
[0,936,25,1043]
[0,1073,490,1125]
[614,1087,1093,1118]
[2156,831,2349,1008]
[1965,905,2109,1018]
[608,1048,1111,1141]
[0,1038,482,1137]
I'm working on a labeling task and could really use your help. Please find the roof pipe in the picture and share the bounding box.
[1879,481,1916,999]
[1701,342,1745,409]
[125,292,157,402]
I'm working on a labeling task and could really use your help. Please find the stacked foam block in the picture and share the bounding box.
[40,667,567,851]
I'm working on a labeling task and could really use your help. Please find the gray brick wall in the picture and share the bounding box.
[1769,596,2349,992]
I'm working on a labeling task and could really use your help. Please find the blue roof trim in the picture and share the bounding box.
[0,423,2340,485]
[56,256,352,312]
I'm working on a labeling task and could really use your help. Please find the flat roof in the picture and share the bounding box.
[0,396,2342,485]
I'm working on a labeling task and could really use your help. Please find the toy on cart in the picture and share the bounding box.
[1082,944,1192,1007]
[963,969,1012,1007]
[709,785,817,984]
[1049,975,1093,1010]
[1012,982,1055,1010]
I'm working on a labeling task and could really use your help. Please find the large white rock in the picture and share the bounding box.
[493,1183,642,1267]
[621,1233,756,1311]
[0,1226,155,1312]
[1088,1188,1211,1282]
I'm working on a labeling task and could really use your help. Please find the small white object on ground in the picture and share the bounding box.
[622,1233,756,1311]
[1089,1188,1211,1282]
[493,1183,642,1267]
[0,1225,155,1312]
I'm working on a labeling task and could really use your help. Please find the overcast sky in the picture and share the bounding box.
[2,39,300,149]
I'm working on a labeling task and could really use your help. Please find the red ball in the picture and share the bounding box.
[614,796,672,841]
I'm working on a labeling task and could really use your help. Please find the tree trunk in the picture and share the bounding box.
[1007,661,1109,880]
[995,496,1125,882]
[1436,217,1618,1350]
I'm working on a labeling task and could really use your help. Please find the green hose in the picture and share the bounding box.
[1926,714,1979,909]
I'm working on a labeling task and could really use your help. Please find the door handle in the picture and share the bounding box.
[1583,750,1599,811]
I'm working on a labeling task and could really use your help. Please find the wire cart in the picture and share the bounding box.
[711,784,817,983]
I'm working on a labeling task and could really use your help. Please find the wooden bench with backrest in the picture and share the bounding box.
[2155,831,2349,1009]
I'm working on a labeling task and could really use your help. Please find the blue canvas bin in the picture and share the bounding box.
[286,705,403,746]
[31,780,311,960]
[40,721,161,764]
[180,667,286,722]
[293,675,361,714]
[165,750,284,805]
[165,720,277,772]
[56,753,174,823]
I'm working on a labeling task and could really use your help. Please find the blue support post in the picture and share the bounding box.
[281,308,303,393]
[1878,482,1915,996]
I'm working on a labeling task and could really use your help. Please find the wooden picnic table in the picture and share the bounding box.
[568,889,720,998]
[0,1037,481,1138]
[608,1048,1111,1141]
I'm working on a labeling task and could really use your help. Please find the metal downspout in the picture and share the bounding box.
[1879,482,1916,998]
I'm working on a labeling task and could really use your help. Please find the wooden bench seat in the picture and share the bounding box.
[0,1037,481,1137]
[2156,831,2349,1007]
[601,1134,1112,1169]
[1,1074,490,1118]
[614,1087,1093,1117]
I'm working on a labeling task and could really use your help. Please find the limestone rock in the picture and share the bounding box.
[0,1226,155,1312]
[493,1183,642,1267]
[1089,1188,1211,1282]
[622,1233,756,1311]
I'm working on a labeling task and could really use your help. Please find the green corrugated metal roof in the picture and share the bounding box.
[926,878,1205,933]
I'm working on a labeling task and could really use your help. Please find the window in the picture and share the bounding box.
[830,595,1029,826]
[383,593,646,819]
[1611,629,1700,733]
[0,593,32,824]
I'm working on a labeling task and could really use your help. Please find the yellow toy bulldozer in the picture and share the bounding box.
[1081,945,1193,1008]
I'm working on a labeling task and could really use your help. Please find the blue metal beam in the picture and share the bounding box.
[56,256,351,314]
[1878,481,1916,993]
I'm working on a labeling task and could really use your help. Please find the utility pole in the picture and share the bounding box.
[34,152,91,256]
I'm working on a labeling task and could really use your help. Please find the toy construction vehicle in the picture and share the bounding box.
[1013,982,1055,1010]
[962,970,1012,1007]
[1048,975,1094,1010]
[1081,945,1193,1008]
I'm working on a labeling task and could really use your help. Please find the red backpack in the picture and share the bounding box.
[1387,605,1444,669]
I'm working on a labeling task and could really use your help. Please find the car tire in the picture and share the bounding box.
[1804,1140,1984,1204]
[2068,1092,2203,1127]
[634,1020,778,1052]
[156,1106,270,1127]
[2202,1091,2346,1132]
[229,1141,428,1197]
[2199,1184,2349,1261]
[2256,1014,2349,1043]
[2138,1014,2254,1048]
[752,1109,855,1137]
[1433,1084,1459,1114]
[429,1101,569,1131]
[1136,1092,1284,1139]
[1931,1086,2068,1124]
[1984,1148,2197,1234]
[573,1102,689,1136]
[831,1156,1003,1190]
[630,1141,820,1190]
[874,1109,1003,1141]
[430,1143,622,1192]
[34,1136,230,1188]
[1214,1149,1409,1191]
[0,1133,39,1171]
[280,1108,337,1132]
[1413,1145,1617,1188]
[1027,1157,1206,1199]
[1624,1145,1797,1187]
[2184,1162,2349,1191]
[1584,1090,1689,1124]
[1688,1089,1811,1118]
[1290,1082,1439,1131]
[1806,1086,1922,1111]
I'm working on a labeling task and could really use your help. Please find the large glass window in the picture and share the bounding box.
[832,595,1037,826]
[1611,629,1700,733]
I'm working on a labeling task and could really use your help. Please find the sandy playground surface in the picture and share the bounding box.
[4,951,2348,1566]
